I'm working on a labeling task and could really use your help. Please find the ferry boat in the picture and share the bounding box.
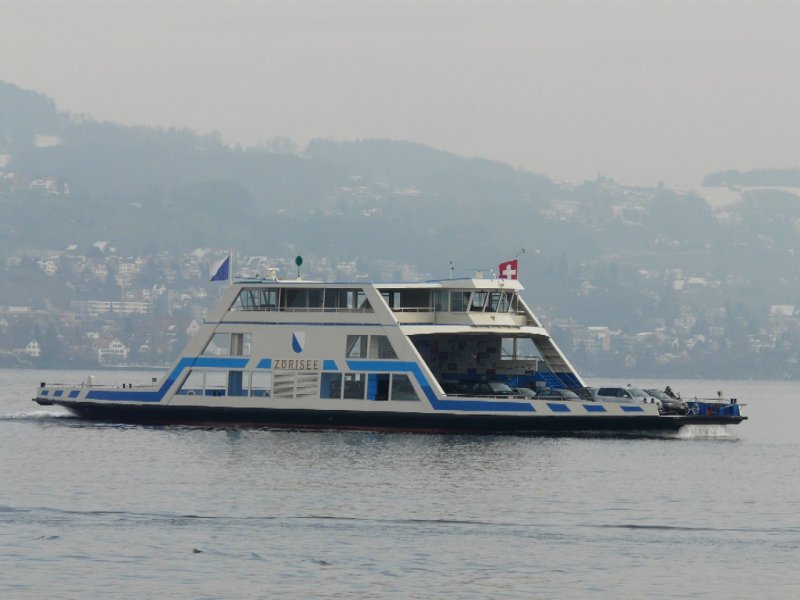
[33,276,746,433]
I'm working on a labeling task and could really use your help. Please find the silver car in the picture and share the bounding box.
[596,386,661,408]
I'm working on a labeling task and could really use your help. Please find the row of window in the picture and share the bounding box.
[228,286,523,314]
[346,334,397,359]
[320,372,418,401]
[231,288,373,312]
[200,333,398,361]
[381,289,522,314]
[176,369,419,402]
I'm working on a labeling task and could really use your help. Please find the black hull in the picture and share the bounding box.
[42,400,747,434]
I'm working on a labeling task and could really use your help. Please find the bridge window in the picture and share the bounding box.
[487,291,501,312]
[498,291,511,312]
[470,291,488,311]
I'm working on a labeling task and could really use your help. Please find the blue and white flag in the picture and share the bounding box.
[210,255,230,282]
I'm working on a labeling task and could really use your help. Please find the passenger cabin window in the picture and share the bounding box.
[369,335,398,359]
[343,373,366,399]
[500,337,540,361]
[346,335,368,358]
[450,291,470,312]
[320,373,343,399]
[230,333,251,356]
[202,333,230,356]
[202,332,251,356]
[433,290,449,312]
[378,289,431,311]
[347,335,397,359]
[390,374,418,401]
[232,288,279,311]
[308,289,323,310]
[381,291,399,309]
[282,289,308,310]
[177,370,204,395]
[250,371,272,397]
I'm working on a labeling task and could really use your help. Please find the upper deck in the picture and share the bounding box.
[212,277,538,331]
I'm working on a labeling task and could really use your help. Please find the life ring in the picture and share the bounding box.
[187,390,196,395]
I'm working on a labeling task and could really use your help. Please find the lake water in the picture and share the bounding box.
[1,369,798,599]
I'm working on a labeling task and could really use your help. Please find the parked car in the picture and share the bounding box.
[442,380,516,397]
[568,386,599,400]
[644,389,688,415]
[596,386,661,408]
[535,388,581,401]
[512,387,538,398]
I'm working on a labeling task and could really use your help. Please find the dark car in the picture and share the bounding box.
[535,388,581,401]
[644,389,688,415]
[442,380,516,397]
[568,386,599,400]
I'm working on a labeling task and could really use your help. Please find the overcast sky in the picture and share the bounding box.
[2,0,798,187]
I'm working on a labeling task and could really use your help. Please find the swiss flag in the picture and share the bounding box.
[498,259,518,280]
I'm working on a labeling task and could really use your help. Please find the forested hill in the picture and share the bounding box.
[3,79,800,308]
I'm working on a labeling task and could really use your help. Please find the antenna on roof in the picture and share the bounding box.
[449,260,454,279]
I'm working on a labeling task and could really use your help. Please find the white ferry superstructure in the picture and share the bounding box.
[34,277,746,433]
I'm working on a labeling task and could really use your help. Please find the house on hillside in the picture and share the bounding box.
[96,338,129,364]
[24,340,41,358]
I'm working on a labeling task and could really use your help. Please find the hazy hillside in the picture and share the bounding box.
[703,168,800,187]
[5,81,800,377]
[3,80,800,313]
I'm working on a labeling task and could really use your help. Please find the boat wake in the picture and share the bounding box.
[0,409,73,422]
[673,424,734,439]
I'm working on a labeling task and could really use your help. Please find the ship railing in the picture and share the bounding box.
[39,382,158,389]
[390,307,529,314]
[443,393,533,400]
[232,306,373,313]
